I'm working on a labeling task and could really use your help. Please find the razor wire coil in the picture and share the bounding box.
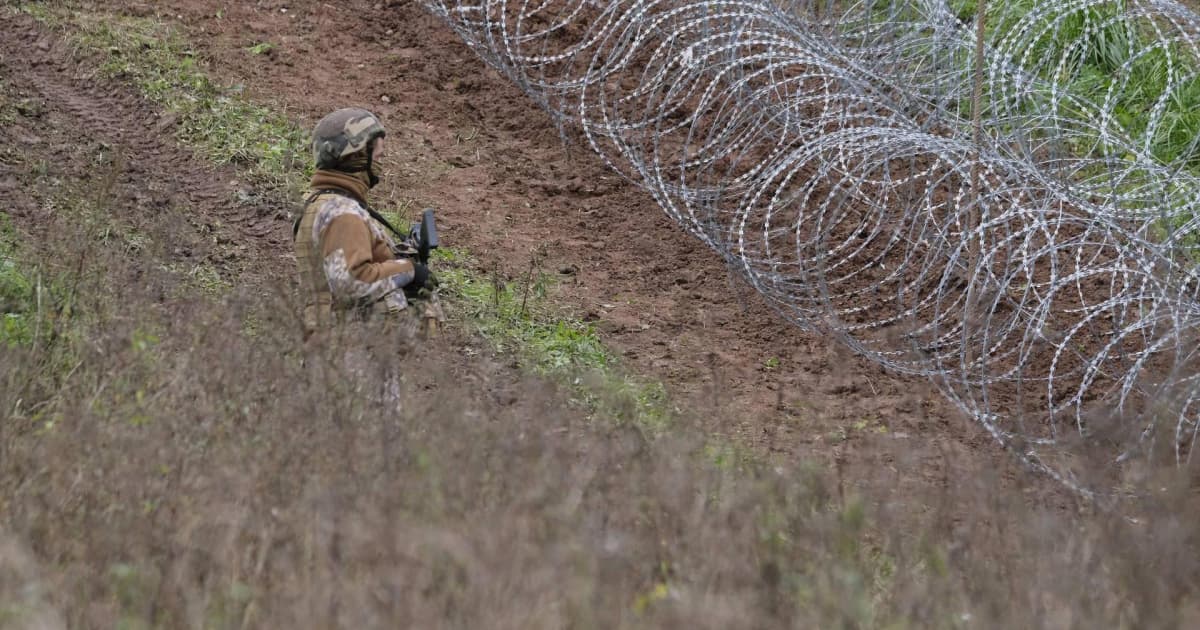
[420,0,1200,496]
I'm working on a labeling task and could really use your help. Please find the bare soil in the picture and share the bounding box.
[140,0,1050,497]
[2,0,1070,508]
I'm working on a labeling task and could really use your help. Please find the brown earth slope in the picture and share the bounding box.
[6,0,1070,505]
[0,7,544,424]
[118,0,1047,497]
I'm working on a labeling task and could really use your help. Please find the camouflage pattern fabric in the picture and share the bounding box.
[307,192,409,314]
[312,108,386,170]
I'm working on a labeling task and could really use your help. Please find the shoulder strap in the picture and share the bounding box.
[292,188,337,240]
[364,205,407,243]
[292,188,408,242]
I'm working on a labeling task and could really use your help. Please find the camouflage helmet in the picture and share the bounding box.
[311,107,386,170]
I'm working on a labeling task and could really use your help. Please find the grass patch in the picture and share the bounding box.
[0,214,38,347]
[0,213,80,354]
[947,0,1200,173]
[434,247,676,432]
[246,41,274,56]
[160,261,233,298]
[11,278,1172,628]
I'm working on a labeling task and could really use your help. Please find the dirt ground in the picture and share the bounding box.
[1,0,1072,508]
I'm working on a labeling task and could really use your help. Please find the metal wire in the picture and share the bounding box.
[420,0,1200,496]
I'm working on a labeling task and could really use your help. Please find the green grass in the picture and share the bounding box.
[0,214,36,347]
[160,261,232,298]
[246,41,274,56]
[949,0,1200,171]
[0,213,75,352]
[434,247,676,432]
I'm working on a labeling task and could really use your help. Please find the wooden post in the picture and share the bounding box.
[970,0,988,271]
[966,0,989,381]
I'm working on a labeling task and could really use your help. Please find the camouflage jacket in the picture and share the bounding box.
[293,170,415,333]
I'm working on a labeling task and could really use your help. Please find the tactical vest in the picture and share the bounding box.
[293,188,446,338]
[293,191,338,335]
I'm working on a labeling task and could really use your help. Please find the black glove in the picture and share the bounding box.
[409,262,438,291]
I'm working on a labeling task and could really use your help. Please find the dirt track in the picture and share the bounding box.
[1,1,1068,504]
[0,19,295,290]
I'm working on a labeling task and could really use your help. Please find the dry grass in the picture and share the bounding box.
[2,4,1200,627]
[2,192,1200,629]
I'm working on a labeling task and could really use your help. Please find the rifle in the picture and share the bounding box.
[403,208,444,337]
[361,201,440,297]
[376,206,444,336]
[393,207,439,300]
[410,207,439,267]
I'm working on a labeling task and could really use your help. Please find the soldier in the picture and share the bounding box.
[293,107,439,340]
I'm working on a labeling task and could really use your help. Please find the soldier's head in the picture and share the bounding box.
[311,107,387,187]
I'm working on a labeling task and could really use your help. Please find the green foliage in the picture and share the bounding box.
[987,0,1200,169]
[1150,74,1200,167]
[434,249,605,374]
[704,439,757,472]
[161,261,231,297]
[946,0,1200,246]
[374,198,416,234]
[1033,1,1134,76]
[0,215,36,347]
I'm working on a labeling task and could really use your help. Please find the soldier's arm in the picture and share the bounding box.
[320,214,415,303]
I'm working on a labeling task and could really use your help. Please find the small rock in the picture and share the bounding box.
[380,95,391,103]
